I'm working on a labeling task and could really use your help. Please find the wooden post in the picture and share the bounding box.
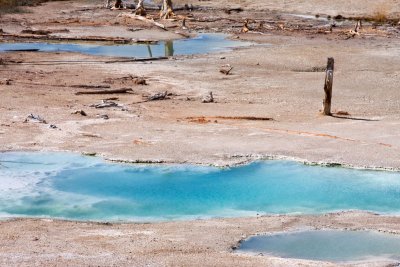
[322,57,334,116]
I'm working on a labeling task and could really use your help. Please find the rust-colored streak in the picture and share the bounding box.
[185,116,393,148]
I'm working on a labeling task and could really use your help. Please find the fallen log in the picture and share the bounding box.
[105,56,168,63]
[75,88,133,95]
[0,33,136,44]
[186,116,274,122]
[20,29,51,35]
[71,85,111,89]
[5,48,40,52]
[118,13,167,30]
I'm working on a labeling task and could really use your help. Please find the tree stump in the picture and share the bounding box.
[322,57,334,116]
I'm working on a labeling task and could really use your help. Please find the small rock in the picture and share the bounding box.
[49,124,58,129]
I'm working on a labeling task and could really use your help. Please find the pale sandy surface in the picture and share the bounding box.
[203,0,400,17]
[1,212,400,267]
[1,0,400,266]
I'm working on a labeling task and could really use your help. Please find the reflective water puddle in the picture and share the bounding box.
[0,33,252,58]
[237,230,400,263]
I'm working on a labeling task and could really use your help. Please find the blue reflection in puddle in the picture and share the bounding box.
[237,230,400,263]
[0,33,252,57]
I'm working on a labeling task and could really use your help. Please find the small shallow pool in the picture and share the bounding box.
[1,152,400,221]
[237,230,400,263]
[0,33,252,58]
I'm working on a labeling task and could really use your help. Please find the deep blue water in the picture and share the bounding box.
[238,230,400,262]
[0,152,400,221]
[0,33,252,58]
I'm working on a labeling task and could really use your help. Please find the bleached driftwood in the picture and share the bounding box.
[118,13,167,30]
[75,88,133,95]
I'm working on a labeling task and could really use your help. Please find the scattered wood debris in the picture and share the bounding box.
[81,133,102,138]
[220,64,233,75]
[5,48,39,52]
[71,110,87,116]
[335,111,351,116]
[187,117,213,123]
[97,114,109,120]
[90,100,123,109]
[202,91,214,103]
[104,97,119,101]
[75,88,133,95]
[217,116,273,121]
[104,57,168,63]
[241,19,250,33]
[134,77,147,85]
[118,13,167,30]
[70,84,111,89]
[0,33,137,44]
[127,27,144,32]
[103,75,146,86]
[132,138,153,145]
[24,114,47,124]
[147,91,168,101]
[187,116,273,122]
[0,78,12,85]
[21,29,51,35]
[224,7,243,14]
[293,66,326,73]
[341,21,363,39]
[82,152,97,156]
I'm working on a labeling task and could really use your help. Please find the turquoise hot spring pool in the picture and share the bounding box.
[1,152,400,221]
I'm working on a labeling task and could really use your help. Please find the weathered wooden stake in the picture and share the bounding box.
[322,57,334,116]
